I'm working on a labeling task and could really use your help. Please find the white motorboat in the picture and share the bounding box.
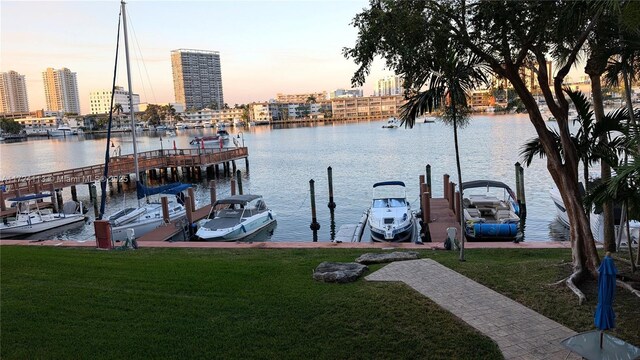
[108,183,192,242]
[382,117,400,128]
[217,129,230,141]
[462,180,521,241]
[190,135,221,146]
[48,125,73,137]
[367,181,415,242]
[195,195,276,241]
[0,193,85,239]
[550,186,639,246]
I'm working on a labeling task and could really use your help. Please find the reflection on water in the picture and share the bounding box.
[1,115,575,242]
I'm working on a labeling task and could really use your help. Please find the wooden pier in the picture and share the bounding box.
[0,147,248,200]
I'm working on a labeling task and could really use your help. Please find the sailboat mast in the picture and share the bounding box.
[120,0,141,206]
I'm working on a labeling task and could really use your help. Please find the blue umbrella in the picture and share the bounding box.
[594,254,617,348]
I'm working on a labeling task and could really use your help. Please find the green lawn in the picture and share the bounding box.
[1,246,638,359]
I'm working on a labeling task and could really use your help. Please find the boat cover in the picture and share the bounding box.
[373,181,406,188]
[461,180,512,191]
[215,194,262,205]
[136,182,190,199]
[8,193,52,202]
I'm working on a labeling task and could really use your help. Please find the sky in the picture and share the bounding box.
[1,0,393,114]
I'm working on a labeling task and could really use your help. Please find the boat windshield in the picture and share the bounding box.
[373,198,406,208]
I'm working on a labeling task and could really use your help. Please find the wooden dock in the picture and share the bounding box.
[0,147,248,199]
[136,205,213,242]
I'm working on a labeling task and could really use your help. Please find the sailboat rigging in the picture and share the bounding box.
[99,1,192,242]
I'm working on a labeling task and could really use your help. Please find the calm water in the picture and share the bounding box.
[0,114,571,242]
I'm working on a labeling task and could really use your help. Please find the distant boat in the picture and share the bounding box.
[195,195,276,241]
[382,117,400,128]
[0,193,85,239]
[190,135,220,146]
[217,129,230,140]
[48,125,73,137]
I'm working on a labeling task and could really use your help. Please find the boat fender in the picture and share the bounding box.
[268,212,273,220]
[241,224,247,233]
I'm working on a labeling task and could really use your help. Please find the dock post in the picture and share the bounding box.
[33,183,41,196]
[443,174,450,200]
[89,183,99,215]
[94,220,113,249]
[309,179,320,241]
[426,165,432,198]
[420,183,429,223]
[56,189,64,212]
[161,196,170,224]
[449,182,456,211]
[236,170,243,195]
[245,157,249,171]
[327,166,336,209]
[187,187,196,216]
[71,185,78,202]
[184,195,194,236]
[50,184,58,213]
[515,162,527,219]
[230,179,236,195]
[232,160,237,173]
[209,181,216,205]
[0,189,5,212]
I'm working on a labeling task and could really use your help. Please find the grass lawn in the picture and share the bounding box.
[1,246,638,359]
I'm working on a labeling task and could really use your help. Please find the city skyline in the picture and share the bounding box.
[1,0,392,114]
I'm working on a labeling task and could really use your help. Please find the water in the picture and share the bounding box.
[0,114,569,242]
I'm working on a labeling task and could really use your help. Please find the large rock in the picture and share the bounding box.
[355,251,420,265]
[313,262,368,283]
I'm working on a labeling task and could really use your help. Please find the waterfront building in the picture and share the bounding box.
[469,89,494,111]
[42,67,80,114]
[14,115,61,135]
[275,92,327,103]
[171,49,224,111]
[0,70,30,114]
[182,107,245,126]
[331,95,407,119]
[330,88,363,99]
[374,76,404,97]
[89,86,140,115]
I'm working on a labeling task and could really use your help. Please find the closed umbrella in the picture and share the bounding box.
[594,253,617,349]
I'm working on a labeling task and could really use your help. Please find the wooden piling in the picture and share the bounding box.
[94,220,113,249]
[449,182,456,211]
[420,183,430,223]
[515,162,527,219]
[187,187,196,215]
[161,196,170,224]
[71,185,78,202]
[209,181,216,205]
[230,179,236,195]
[50,184,58,213]
[184,195,193,229]
[232,160,237,173]
[443,174,450,200]
[426,165,432,198]
[327,166,336,209]
[56,190,64,212]
[245,157,249,171]
[309,179,320,235]
[89,183,98,215]
[236,170,243,195]
[0,189,5,212]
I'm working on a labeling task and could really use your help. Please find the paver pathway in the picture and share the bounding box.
[366,259,579,360]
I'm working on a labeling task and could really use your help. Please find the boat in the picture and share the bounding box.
[108,183,192,242]
[175,122,189,129]
[0,193,85,238]
[367,181,416,242]
[190,135,220,146]
[99,1,192,242]
[48,125,73,137]
[549,186,639,246]
[382,117,400,128]
[217,129,230,140]
[195,194,276,241]
[462,180,521,241]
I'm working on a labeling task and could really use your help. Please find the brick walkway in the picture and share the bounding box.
[366,259,579,360]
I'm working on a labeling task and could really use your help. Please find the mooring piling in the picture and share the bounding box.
[161,196,170,224]
[230,178,236,196]
[515,162,527,219]
[443,174,450,200]
[327,166,336,209]
[309,179,320,241]
[426,164,432,197]
[209,181,216,205]
[236,170,243,195]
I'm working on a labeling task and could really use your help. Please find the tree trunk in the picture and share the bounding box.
[452,104,465,261]
[587,68,616,253]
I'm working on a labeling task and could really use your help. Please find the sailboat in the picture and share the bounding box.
[100,1,191,242]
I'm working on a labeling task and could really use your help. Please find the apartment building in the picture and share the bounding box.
[330,88,363,99]
[374,76,405,97]
[0,70,30,113]
[42,67,81,114]
[171,49,224,111]
[275,91,327,103]
[331,95,407,119]
[89,86,140,114]
[182,108,245,126]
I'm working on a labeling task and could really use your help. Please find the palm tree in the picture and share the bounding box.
[400,49,490,261]
[112,103,124,128]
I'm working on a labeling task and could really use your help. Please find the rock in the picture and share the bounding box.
[355,251,420,265]
[312,262,368,283]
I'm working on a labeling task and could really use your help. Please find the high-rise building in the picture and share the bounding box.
[89,86,140,114]
[330,88,363,99]
[0,70,30,113]
[374,75,404,97]
[171,49,224,111]
[42,67,81,114]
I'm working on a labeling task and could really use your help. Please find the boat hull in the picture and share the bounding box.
[196,212,276,241]
[110,211,186,242]
[0,214,85,238]
[369,223,414,242]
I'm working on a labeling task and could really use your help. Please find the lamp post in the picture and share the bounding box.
[159,136,163,151]
[237,132,244,147]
